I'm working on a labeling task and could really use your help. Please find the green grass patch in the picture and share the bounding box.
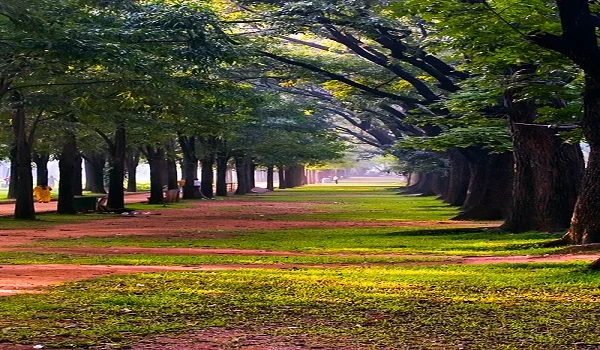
[0,213,109,230]
[1,264,600,348]
[28,227,563,256]
[0,251,446,265]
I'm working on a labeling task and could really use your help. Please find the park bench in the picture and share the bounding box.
[73,195,107,212]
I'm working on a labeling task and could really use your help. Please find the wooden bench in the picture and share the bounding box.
[74,195,107,212]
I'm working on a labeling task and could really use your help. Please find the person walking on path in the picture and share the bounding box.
[333,176,339,184]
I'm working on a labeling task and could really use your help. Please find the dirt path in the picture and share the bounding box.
[1,197,595,297]
[2,252,600,296]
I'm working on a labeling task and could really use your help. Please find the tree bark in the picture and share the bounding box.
[107,125,126,210]
[7,145,17,199]
[402,172,436,196]
[57,133,77,214]
[502,93,584,232]
[565,75,600,243]
[73,154,83,196]
[215,151,229,197]
[12,97,35,220]
[278,165,286,189]
[83,153,106,194]
[179,136,198,199]
[235,156,249,195]
[285,164,306,188]
[125,149,140,192]
[145,146,165,204]
[201,152,215,198]
[453,152,513,221]
[266,165,275,191]
[33,153,49,186]
[164,139,179,190]
[443,151,470,206]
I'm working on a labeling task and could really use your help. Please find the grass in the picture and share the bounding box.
[0,182,589,348]
[1,264,600,348]
[28,227,564,256]
[0,213,108,230]
[0,251,448,265]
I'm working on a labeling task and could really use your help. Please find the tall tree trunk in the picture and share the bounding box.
[431,172,449,198]
[565,75,600,243]
[502,93,584,232]
[249,162,256,189]
[72,154,83,196]
[267,165,275,191]
[444,151,470,206]
[125,149,140,192]
[7,145,17,199]
[234,156,250,195]
[179,136,198,199]
[57,133,77,214]
[33,153,49,186]
[12,97,35,220]
[201,152,215,198]
[215,151,229,197]
[402,172,436,196]
[146,146,165,204]
[278,165,286,189]
[107,125,126,210]
[285,165,306,188]
[83,153,107,194]
[164,139,179,190]
[453,152,513,221]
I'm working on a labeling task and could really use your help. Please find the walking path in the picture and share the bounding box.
[0,192,597,297]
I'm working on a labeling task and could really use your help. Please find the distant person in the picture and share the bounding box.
[333,175,339,184]
[3,176,9,187]
[47,175,55,187]
[33,184,52,203]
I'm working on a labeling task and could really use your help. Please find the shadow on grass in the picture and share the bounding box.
[383,227,493,237]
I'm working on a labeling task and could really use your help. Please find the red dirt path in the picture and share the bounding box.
[0,197,596,297]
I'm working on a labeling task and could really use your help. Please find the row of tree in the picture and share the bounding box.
[0,0,344,219]
[222,0,600,245]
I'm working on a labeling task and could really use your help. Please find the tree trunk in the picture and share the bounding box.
[57,133,77,214]
[164,139,179,190]
[72,155,83,196]
[83,153,106,194]
[146,146,165,204]
[267,165,275,191]
[201,153,215,198]
[278,165,286,189]
[443,151,470,206]
[402,172,436,196]
[249,162,256,189]
[125,149,140,192]
[453,152,513,221]
[235,156,250,195]
[215,151,229,197]
[107,125,126,210]
[565,75,600,243]
[179,136,198,199]
[7,145,17,199]
[12,98,35,220]
[502,94,584,232]
[431,172,449,198]
[33,153,49,186]
[285,164,306,188]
